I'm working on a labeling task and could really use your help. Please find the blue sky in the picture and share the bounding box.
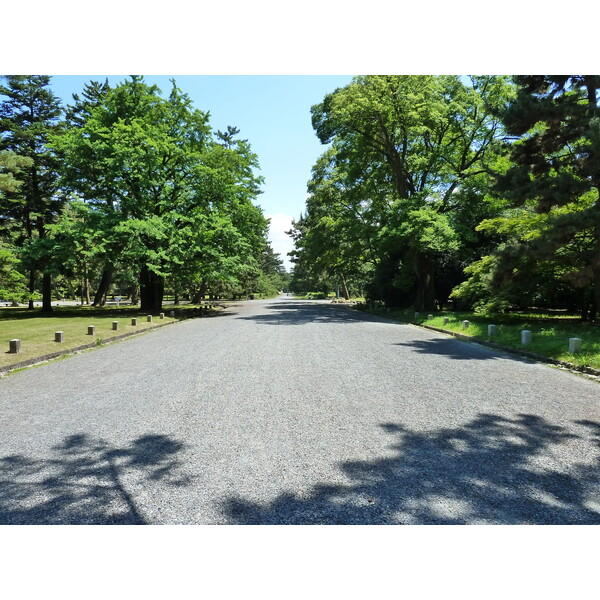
[50,75,354,270]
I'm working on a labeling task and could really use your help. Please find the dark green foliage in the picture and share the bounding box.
[455,76,600,320]
[0,75,64,311]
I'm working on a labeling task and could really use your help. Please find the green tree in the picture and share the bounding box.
[0,241,27,304]
[288,150,377,299]
[0,151,33,305]
[0,150,33,194]
[0,75,63,311]
[298,75,512,309]
[458,76,600,319]
[60,79,112,304]
[53,77,268,313]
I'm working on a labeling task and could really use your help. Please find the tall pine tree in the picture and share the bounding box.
[0,75,63,311]
[491,76,600,319]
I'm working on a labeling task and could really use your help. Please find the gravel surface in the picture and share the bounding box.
[1,296,599,524]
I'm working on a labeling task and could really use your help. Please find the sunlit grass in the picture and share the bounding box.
[0,308,177,369]
[361,307,600,371]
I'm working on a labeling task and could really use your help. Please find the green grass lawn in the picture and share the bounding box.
[360,307,600,371]
[0,305,180,369]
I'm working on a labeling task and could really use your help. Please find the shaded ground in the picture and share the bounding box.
[0,434,189,524]
[225,414,600,524]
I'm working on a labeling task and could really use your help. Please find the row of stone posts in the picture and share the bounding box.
[414,313,584,355]
[8,312,175,354]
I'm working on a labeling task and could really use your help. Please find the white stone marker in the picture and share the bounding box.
[443,317,449,325]
[160,313,165,320]
[428,314,433,320]
[488,324,496,337]
[170,311,175,318]
[9,339,20,353]
[462,320,470,329]
[414,312,420,319]
[55,331,64,343]
[131,318,137,326]
[569,338,582,354]
[147,315,153,323]
[88,325,95,335]
[112,321,118,331]
[521,330,532,345]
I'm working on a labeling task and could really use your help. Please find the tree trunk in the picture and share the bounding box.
[129,284,139,305]
[83,264,91,304]
[199,279,208,302]
[591,276,599,322]
[341,274,350,300]
[413,255,436,312]
[28,270,35,310]
[93,266,114,306]
[140,265,164,313]
[592,188,600,322]
[41,273,52,312]
[191,279,208,304]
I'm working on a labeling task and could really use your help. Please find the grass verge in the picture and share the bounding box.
[357,306,600,372]
[0,303,224,371]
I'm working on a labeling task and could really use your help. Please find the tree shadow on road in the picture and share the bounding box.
[224,414,600,524]
[0,433,189,524]
[235,301,395,326]
[393,337,523,362]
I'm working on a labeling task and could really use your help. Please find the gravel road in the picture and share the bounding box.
[1,296,599,524]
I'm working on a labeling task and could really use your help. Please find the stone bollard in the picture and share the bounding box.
[443,316,449,325]
[521,330,532,345]
[55,331,64,343]
[414,312,420,319]
[488,324,496,337]
[569,338,582,354]
[428,314,433,320]
[131,318,137,326]
[112,321,118,331]
[88,325,95,336]
[160,312,165,320]
[462,320,470,329]
[9,339,20,354]
[170,311,175,318]
[147,315,152,323]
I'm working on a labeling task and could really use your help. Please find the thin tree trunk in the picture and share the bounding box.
[41,272,52,312]
[591,277,599,322]
[341,274,350,300]
[28,270,35,309]
[414,254,436,312]
[83,263,91,304]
